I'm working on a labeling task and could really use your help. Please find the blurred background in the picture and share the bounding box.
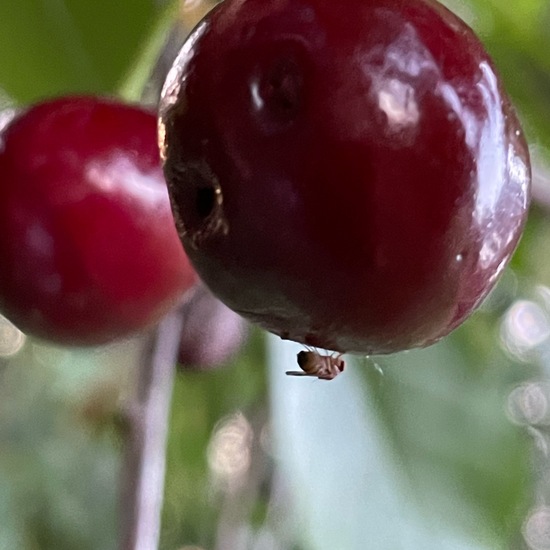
[0,0,549,548]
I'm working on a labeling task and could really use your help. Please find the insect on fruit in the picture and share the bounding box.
[286,349,345,381]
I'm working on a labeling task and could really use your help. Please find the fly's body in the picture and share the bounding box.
[286,350,344,380]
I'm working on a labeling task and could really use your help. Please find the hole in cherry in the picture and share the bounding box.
[168,162,224,244]
[196,186,216,219]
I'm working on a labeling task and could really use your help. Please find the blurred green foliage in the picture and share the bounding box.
[0,0,549,549]
[0,0,161,103]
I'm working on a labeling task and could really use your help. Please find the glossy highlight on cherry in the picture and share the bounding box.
[160,0,531,354]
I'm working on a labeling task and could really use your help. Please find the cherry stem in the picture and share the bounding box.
[118,307,184,550]
[116,0,180,103]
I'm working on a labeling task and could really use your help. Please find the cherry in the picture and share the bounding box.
[177,283,248,370]
[0,96,196,346]
[159,0,531,354]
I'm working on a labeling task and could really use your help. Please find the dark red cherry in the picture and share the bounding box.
[0,96,197,345]
[159,0,530,354]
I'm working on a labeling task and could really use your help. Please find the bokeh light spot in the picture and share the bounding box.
[207,412,253,491]
[0,314,26,357]
[501,300,550,360]
[523,506,550,550]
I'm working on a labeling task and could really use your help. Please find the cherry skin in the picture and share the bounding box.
[159,0,531,354]
[0,96,196,346]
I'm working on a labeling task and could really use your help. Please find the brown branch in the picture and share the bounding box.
[118,307,184,550]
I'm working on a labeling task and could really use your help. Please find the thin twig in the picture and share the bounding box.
[119,307,184,550]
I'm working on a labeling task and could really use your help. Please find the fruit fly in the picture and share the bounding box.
[286,349,345,380]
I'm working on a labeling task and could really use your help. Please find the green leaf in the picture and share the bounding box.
[444,0,550,149]
[0,0,166,103]
[268,320,533,549]
[0,342,126,550]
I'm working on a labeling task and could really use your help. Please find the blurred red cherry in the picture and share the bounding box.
[177,284,248,370]
[0,96,196,345]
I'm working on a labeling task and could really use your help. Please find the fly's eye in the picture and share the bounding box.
[297,351,309,368]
